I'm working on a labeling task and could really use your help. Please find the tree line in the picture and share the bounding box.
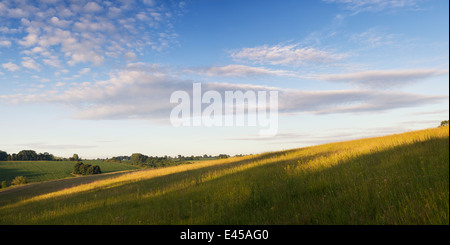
[0,150,55,161]
[0,150,84,162]
[106,153,232,168]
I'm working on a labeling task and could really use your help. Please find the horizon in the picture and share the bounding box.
[0,0,449,159]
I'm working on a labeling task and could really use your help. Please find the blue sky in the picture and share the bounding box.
[0,0,448,158]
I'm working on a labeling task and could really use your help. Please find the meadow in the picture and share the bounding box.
[0,160,139,183]
[0,126,448,225]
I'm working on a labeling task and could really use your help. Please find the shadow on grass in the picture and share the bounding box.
[1,136,448,224]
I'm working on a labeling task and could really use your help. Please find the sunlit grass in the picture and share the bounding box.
[0,126,448,224]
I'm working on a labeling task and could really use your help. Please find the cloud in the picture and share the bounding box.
[230,44,346,66]
[0,64,446,121]
[83,2,103,12]
[17,142,97,150]
[350,28,398,47]
[315,68,449,88]
[0,39,11,47]
[124,51,138,61]
[43,56,63,68]
[79,68,91,75]
[323,0,421,13]
[2,62,20,71]
[21,57,41,71]
[187,64,299,78]
[2,0,185,69]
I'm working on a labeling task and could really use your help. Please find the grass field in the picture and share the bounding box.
[0,126,448,225]
[0,160,139,183]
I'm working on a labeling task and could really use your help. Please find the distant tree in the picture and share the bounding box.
[0,150,8,161]
[85,165,94,175]
[71,154,80,161]
[91,165,102,174]
[440,120,449,127]
[1,180,7,189]
[17,150,38,161]
[73,162,101,175]
[11,176,28,186]
[130,153,148,165]
[73,161,84,174]
[218,154,229,159]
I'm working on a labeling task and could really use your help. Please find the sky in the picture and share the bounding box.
[0,0,448,159]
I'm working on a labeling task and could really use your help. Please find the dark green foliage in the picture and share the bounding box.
[16,150,38,161]
[130,153,148,164]
[69,154,80,161]
[73,162,101,175]
[0,151,7,161]
[440,120,449,127]
[2,150,55,161]
[130,153,180,168]
[73,162,84,174]
[218,154,230,159]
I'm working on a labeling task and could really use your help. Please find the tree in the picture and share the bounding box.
[91,165,102,174]
[440,120,449,127]
[73,161,84,174]
[17,150,38,161]
[0,150,8,161]
[11,176,28,186]
[1,180,7,189]
[73,162,101,175]
[71,154,80,161]
[130,153,148,165]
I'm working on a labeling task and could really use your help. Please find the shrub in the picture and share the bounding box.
[73,162,101,176]
[11,176,28,186]
[1,180,8,189]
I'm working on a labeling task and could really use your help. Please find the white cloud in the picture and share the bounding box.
[2,62,20,71]
[3,0,185,69]
[21,57,41,71]
[7,8,30,18]
[83,2,103,12]
[189,64,299,78]
[350,28,399,47]
[0,64,446,120]
[324,0,420,13]
[230,44,346,66]
[124,51,138,61]
[0,40,11,47]
[315,68,449,88]
[19,33,39,47]
[43,56,63,68]
[79,68,91,75]
[49,16,72,28]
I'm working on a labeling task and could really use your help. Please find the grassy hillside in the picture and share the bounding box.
[0,160,139,183]
[0,126,448,225]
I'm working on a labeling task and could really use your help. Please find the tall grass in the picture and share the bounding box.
[0,126,448,224]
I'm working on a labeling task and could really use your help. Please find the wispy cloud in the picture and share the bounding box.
[314,68,449,88]
[185,64,300,78]
[323,0,421,13]
[230,43,346,66]
[350,28,399,47]
[1,64,446,120]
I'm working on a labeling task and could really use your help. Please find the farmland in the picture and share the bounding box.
[0,160,139,183]
[0,126,448,225]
